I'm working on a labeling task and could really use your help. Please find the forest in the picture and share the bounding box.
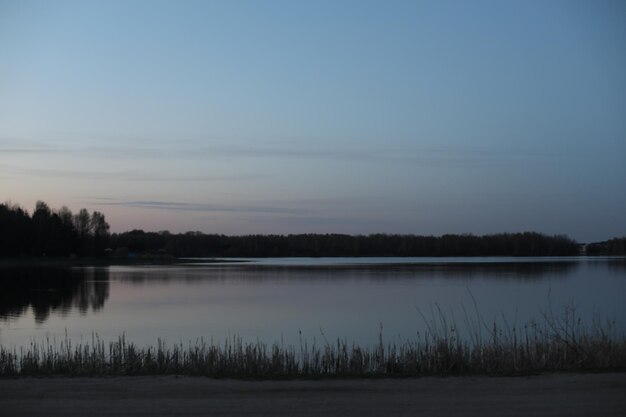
[110,229,580,257]
[0,201,110,257]
[1,200,623,258]
[585,238,626,256]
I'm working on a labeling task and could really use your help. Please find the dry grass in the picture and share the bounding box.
[1,306,625,378]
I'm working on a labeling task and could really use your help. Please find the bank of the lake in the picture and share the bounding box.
[1,373,625,417]
[0,256,237,268]
[2,300,625,378]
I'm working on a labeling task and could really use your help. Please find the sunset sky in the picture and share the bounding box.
[1,0,625,242]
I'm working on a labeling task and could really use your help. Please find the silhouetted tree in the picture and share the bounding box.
[56,206,79,255]
[91,211,110,255]
[0,201,110,258]
[0,202,32,256]
[31,201,54,256]
[72,208,92,255]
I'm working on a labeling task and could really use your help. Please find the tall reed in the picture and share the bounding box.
[1,307,625,378]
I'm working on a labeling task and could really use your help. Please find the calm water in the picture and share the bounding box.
[1,257,625,349]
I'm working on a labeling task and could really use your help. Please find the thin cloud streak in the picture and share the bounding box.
[0,140,526,165]
[0,165,264,182]
[97,199,310,216]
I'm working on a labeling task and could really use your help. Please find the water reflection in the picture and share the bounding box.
[603,258,626,272]
[0,262,578,323]
[0,267,109,323]
[0,259,618,325]
[1,258,624,349]
[111,260,578,284]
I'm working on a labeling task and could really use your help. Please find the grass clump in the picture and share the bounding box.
[1,307,625,378]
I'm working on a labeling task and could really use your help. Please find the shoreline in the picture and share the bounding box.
[1,373,625,416]
[1,255,623,269]
[0,257,237,268]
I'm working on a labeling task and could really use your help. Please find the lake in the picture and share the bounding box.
[1,257,625,350]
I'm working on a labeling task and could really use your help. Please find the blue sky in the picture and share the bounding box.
[1,0,625,241]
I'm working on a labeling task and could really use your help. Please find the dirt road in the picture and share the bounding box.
[1,373,625,416]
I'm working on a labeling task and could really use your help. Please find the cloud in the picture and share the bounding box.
[0,135,507,164]
[0,140,373,161]
[2,134,563,171]
[0,145,65,155]
[97,199,310,215]
[0,164,264,182]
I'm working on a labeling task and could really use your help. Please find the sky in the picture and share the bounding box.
[1,0,625,242]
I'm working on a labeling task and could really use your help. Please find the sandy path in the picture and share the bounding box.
[1,373,625,416]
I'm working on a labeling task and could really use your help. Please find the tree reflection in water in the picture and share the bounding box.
[0,267,109,323]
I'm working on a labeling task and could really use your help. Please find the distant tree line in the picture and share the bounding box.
[6,200,623,258]
[110,230,580,257]
[586,238,626,255]
[0,201,110,257]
